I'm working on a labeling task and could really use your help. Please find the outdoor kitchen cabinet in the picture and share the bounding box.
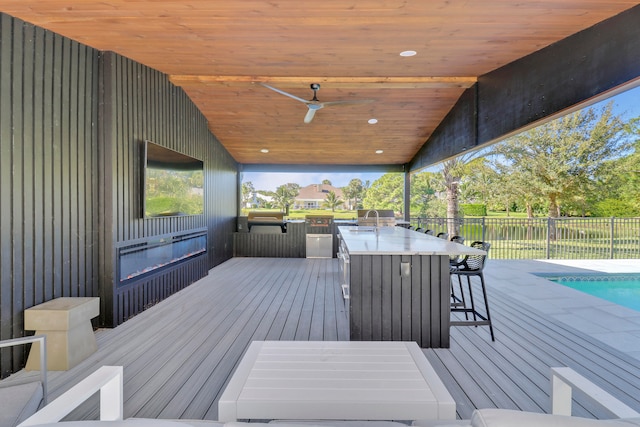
[338,226,484,348]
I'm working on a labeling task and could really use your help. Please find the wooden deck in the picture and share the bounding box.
[7,257,640,421]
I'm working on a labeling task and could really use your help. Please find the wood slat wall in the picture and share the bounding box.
[99,51,238,327]
[0,13,238,376]
[233,222,306,257]
[0,14,100,377]
[349,254,450,348]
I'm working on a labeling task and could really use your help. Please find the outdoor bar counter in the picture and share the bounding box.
[338,226,485,348]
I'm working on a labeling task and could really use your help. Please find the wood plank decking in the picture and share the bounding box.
[6,257,640,421]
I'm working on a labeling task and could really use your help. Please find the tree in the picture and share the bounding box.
[322,179,332,185]
[322,190,343,212]
[491,102,631,219]
[342,178,367,210]
[601,118,640,214]
[459,157,498,207]
[241,181,256,207]
[270,183,300,214]
[433,153,485,235]
[489,157,544,217]
[410,172,440,216]
[363,173,404,214]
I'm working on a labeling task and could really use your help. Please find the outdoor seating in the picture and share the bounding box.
[413,367,640,426]
[0,335,48,427]
[415,227,426,233]
[24,297,100,371]
[17,365,640,427]
[424,229,435,235]
[450,241,495,341]
[436,232,449,240]
[448,235,466,310]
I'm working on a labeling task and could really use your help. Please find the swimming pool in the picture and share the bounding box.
[536,273,640,312]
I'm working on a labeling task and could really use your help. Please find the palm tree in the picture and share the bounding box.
[322,190,343,212]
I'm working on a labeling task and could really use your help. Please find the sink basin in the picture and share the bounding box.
[348,227,377,232]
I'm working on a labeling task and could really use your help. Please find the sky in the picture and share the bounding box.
[242,171,388,192]
[243,85,640,192]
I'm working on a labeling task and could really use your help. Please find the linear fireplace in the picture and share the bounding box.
[117,228,207,284]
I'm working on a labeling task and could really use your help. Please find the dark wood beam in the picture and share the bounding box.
[240,164,406,173]
[410,4,640,171]
[169,75,477,89]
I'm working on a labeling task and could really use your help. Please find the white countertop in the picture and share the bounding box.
[338,226,486,256]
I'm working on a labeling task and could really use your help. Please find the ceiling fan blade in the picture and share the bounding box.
[303,108,317,124]
[320,99,375,108]
[260,83,310,104]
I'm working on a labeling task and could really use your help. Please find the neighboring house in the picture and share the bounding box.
[294,184,345,210]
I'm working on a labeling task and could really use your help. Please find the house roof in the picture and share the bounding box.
[2,2,639,168]
[297,184,344,201]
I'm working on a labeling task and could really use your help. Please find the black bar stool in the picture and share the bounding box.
[449,235,466,310]
[450,241,495,341]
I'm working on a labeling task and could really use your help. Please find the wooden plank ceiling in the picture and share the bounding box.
[2,1,638,166]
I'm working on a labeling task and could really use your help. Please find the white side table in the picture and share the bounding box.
[219,340,455,421]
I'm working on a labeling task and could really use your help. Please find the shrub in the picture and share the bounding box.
[460,204,487,217]
[592,199,638,217]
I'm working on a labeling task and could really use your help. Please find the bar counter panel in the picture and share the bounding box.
[338,226,479,348]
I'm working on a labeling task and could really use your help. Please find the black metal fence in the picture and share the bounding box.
[409,217,640,259]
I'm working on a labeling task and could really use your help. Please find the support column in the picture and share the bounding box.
[404,169,411,222]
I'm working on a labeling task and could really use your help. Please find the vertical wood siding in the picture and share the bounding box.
[99,51,238,327]
[349,254,450,348]
[0,15,100,376]
[0,13,238,376]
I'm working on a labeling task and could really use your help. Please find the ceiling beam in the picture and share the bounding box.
[169,75,477,89]
[240,163,406,173]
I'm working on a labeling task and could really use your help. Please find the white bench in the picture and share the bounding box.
[25,297,100,371]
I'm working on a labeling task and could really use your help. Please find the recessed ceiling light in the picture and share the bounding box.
[375,150,384,154]
[368,118,378,124]
[400,50,417,57]
[260,148,269,153]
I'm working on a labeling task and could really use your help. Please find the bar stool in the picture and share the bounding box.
[450,241,495,341]
[449,235,466,309]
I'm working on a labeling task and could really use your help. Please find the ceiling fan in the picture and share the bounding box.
[260,82,374,123]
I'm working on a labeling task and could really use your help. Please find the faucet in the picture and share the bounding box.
[364,209,379,230]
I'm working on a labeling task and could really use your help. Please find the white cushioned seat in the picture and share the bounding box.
[470,409,640,427]
[413,409,640,427]
[266,421,410,427]
[0,381,43,427]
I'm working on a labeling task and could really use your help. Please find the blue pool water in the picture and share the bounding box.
[539,273,640,312]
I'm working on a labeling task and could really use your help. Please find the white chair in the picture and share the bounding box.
[18,365,640,427]
[413,367,640,427]
[0,336,48,427]
[18,365,123,426]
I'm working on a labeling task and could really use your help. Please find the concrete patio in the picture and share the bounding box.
[486,259,640,360]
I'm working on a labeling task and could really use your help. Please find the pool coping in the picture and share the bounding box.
[533,272,640,281]
[485,259,640,361]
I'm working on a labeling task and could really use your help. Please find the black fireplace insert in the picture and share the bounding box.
[117,228,207,284]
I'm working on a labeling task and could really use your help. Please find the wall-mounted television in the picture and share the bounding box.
[142,140,204,218]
